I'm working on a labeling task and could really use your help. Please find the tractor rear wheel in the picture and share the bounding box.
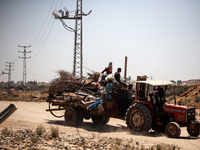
[165,122,181,138]
[64,107,79,126]
[126,103,152,132]
[92,116,110,125]
[187,120,200,137]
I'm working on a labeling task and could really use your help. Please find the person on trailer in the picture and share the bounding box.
[105,79,115,100]
[101,62,112,74]
[114,68,127,87]
[114,83,128,115]
[114,68,121,83]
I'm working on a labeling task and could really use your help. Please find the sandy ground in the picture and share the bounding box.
[0,101,200,150]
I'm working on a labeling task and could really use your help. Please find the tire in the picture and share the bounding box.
[165,122,181,138]
[64,107,79,126]
[92,116,110,125]
[102,116,110,124]
[187,120,200,137]
[125,103,152,132]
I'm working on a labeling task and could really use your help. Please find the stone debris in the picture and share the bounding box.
[0,128,180,150]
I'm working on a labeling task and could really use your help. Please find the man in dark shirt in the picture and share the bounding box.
[114,68,127,87]
[157,85,165,106]
[114,83,128,115]
[114,68,121,83]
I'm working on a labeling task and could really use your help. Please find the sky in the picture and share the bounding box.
[0,0,200,83]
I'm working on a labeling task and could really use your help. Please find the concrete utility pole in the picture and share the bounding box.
[53,0,91,78]
[19,45,31,86]
[2,62,14,94]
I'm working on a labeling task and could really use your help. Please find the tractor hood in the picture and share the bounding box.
[163,103,195,123]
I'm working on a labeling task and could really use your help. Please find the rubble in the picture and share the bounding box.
[0,128,180,150]
[177,84,200,108]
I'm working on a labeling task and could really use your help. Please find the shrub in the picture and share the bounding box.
[1,127,11,136]
[156,144,162,150]
[115,138,122,146]
[36,125,45,136]
[30,135,39,144]
[50,126,59,138]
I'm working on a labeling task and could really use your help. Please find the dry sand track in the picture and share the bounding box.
[0,101,200,150]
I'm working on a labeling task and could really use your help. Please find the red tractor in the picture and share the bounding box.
[47,74,200,138]
[126,76,200,138]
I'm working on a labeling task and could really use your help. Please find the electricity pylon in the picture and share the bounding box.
[2,62,14,94]
[19,45,31,86]
[53,0,91,78]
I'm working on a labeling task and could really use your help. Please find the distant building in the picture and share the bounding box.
[0,82,7,91]
[0,81,14,91]
[27,81,37,86]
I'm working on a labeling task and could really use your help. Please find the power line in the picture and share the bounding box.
[28,19,56,62]
[31,0,56,48]
[29,0,64,62]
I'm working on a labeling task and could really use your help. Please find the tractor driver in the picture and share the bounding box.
[154,85,165,108]
[157,85,165,106]
[151,85,165,120]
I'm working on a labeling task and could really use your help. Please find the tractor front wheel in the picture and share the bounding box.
[187,120,200,137]
[165,122,181,138]
[126,103,152,132]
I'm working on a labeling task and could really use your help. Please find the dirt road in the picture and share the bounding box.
[0,101,200,150]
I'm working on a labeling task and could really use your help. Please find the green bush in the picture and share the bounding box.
[50,126,59,138]
[114,138,122,146]
[30,135,39,144]
[156,144,162,150]
[36,125,45,136]
[1,127,11,136]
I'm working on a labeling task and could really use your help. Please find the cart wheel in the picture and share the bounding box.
[92,116,110,125]
[165,122,181,138]
[49,102,64,118]
[187,120,200,137]
[64,107,79,126]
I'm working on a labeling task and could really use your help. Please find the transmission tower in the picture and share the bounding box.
[2,62,14,93]
[19,45,31,86]
[53,0,91,78]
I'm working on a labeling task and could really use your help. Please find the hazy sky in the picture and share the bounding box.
[0,0,200,83]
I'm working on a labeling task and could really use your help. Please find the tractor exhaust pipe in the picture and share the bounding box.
[124,56,127,81]
[173,85,176,105]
